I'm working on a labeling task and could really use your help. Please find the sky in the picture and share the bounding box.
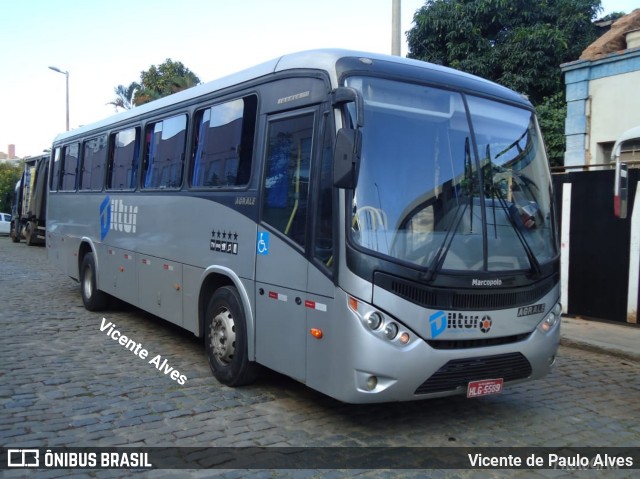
[0,0,637,158]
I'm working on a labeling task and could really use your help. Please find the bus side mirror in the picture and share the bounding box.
[333,128,361,189]
[614,162,628,219]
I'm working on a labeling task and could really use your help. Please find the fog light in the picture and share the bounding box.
[366,312,383,330]
[384,322,398,340]
[366,375,378,391]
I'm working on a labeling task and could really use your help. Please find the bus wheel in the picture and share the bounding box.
[80,252,109,311]
[205,286,259,386]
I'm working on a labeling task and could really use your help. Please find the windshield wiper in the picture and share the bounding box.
[423,138,474,282]
[422,202,468,282]
[490,183,542,277]
[485,139,542,277]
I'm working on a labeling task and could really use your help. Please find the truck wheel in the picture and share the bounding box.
[25,222,35,246]
[205,286,259,386]
[80,252,109,311]
[10,221,20,243]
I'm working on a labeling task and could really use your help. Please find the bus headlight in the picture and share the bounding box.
[365,312,383,330]
[348,296,411,347]
[538,303,562,333]
[384,322,398,340]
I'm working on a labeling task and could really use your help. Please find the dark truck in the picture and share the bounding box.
[11,154,48,245]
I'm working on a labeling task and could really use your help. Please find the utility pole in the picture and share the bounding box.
[392,0,401,56]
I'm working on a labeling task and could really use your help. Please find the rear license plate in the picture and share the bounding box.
[467,378,504,398]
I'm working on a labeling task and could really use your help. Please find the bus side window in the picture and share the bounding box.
[143,114,187,189]
[262,113,314,248]
[80,136,107,191]
[191,95,257,188]
[107,127,139,190]
[50,148,62,191]
[60,143,80,191]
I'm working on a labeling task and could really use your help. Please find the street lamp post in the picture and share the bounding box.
[391,0,401,56]
[48,66,69,131]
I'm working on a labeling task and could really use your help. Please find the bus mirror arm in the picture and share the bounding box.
[333,128,361,189]
[331,87,364,128]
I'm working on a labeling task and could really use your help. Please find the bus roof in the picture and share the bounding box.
[52,49,528,144]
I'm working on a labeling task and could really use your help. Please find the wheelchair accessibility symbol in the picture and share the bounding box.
[257,231,270,255]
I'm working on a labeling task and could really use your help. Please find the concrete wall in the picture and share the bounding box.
[589,70,640,163]
[562,48,640,167]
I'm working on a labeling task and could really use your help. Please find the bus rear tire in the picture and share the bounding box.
[80,252,109,311]
[205,286,259,387]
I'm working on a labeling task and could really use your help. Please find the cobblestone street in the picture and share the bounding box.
[1,238,639,478]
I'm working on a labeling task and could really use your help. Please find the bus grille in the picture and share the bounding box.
[426,332,531,350]
[414,352,532,395]
[375,273,557,311]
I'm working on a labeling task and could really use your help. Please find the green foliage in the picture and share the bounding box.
[407,0,604,165]
[133,59,200,106]
[0,161,22,213]
[597,12,626,22]
[110,59,200,109]
[108,83,139,111]
[408,0,602,103]
[536,92,567,168]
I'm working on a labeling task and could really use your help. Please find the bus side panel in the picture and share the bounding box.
[47,196,81,281]
[182,264,203,336]
[98,245,138,306]
[138,254,183,326]
[255,231,309,383]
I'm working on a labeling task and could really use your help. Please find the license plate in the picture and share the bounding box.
[467,378,504,398]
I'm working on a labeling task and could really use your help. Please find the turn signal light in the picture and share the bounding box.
[348,296,359,313]
[310,328,323,339]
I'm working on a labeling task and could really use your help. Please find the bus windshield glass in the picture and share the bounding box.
[346,77,556,273]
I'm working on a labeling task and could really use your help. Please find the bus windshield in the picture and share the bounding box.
[346,77,557,274]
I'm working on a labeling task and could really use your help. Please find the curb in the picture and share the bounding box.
[560,337,640,363]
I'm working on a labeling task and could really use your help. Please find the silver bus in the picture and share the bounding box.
[47,49,560,403]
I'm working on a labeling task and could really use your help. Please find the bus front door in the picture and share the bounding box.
[255,110,317,382]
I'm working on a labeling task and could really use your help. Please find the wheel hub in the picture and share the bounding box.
[210,309,236,365]
[83,266,93,298]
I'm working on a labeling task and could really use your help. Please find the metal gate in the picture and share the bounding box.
[553,169,639,324]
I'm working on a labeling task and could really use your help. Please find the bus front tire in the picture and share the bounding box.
[80,252,109,311]
[205,286,259,387]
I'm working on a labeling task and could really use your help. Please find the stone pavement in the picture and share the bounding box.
[1,238,639,479]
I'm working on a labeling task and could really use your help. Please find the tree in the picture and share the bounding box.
[0,161,22,213]
[133,59,200,106]
[108,82,139,111]
[597,12,626,23]
[408,0,602,104]
[406,0,605,166]
[536,92,567,167]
